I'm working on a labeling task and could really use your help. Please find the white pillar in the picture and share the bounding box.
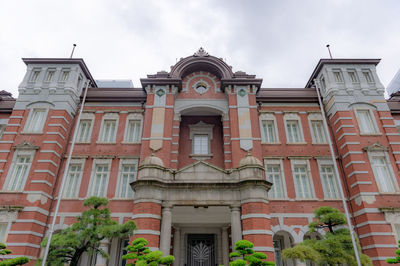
[173,227,180,266]
[230,206,242,248]
[160,206,172,255]
[95,239,109,266]
[222,226,230,266]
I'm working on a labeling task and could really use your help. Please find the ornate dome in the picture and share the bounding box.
[238,153,263,167]
[140,153,164,167]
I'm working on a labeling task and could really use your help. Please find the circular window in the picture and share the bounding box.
[194,81,209,94]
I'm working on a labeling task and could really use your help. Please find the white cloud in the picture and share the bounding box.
[0,0,399,97]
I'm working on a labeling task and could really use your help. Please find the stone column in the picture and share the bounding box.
[160,205,172,255]
[95,239,109,266]
[222,226,230,266]
[173,227,181,266]
[230,206,242,247]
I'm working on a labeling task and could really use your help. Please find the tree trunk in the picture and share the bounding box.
[70,247,86,266]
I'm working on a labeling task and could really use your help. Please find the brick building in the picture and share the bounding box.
[0,48,399,265]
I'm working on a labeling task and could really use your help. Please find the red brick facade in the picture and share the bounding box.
[0,52,399,265]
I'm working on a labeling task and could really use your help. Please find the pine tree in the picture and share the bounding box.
[386,240,400,264]
[229,240,275,266]
[0,242,29,266]
[122,237,174,266]
[38,197,136,266]
[282,206,372,266]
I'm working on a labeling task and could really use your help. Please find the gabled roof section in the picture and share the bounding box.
[22,58,97,87]
[141,48,262,91]
[176,160,228,174]
[0,90,15,113]
[305,58,381,88]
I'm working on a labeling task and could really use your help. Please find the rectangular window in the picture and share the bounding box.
[320,76,326,91]
[89,164,109,197]
[193,134,209,154]
[311,120,327,143]
[63,163,83,198]
[320,165,340,198]
[100,120,117,143]
[371,156,396,192]
[333,71,343,83]
[5,155,31,191]
[77,120,92,142]
[117,163,137,198]
[266,164,284,198]
[286,120,301,143]
[30,70,40,82]
[25,109,47,133]
[125,120,141,143]
[363,71,374,83]
[348,71,358,83]
[262,120,277,143]
[0,223,7,242]
[357,110,376,134]
[0,125,5,139]
[45,70,55,82]
[293,165,313,198]
[60,71,70,82]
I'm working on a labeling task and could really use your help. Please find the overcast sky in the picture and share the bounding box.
[1,0,399,98]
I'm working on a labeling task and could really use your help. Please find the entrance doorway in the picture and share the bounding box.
[186,234,216,266]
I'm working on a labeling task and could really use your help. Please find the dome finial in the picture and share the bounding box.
[194,47,209,57]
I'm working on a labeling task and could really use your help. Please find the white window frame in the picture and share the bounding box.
[77,113,94,143]
[123,113,143,143]
[23,108,49,133]
[29,68,41,83]
[3,149,35,191]
[265,159,287,199]
[347,69,359,83]
[87,159,112,197]
[362,69,374,84]
[62,158,85,199]
[259,113,279,144]
[316,159,340,199]
[188,121,214,157]
[59,68,70,83]
[308,113,327,144]
[284,113,305,144]
[115,159,138,199]
[355,108,379,134]
[98,113,119,143]
[367,150,398,193]
[290,159,315,199]
[0,211,18,243]
[332,69,344,83]
[0,119,8,140]
[45,68,56,83]
[319,75,326,92]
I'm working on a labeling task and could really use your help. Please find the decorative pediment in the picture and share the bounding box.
[188,121,214,139]
[193,47,209,57]
[13,141,39,150]
[362,142,389,152]
[175,161,229,182]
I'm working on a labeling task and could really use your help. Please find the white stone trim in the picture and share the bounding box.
[350,181,372,188]
[253,246,274,252]
[6,243,41,248]
[340,142,360,149]
[8,231,43,237]
[359,232,393,238]
[132,214,161,219]
[362,244,397,250]
[51,115,70,124]
[241,214,271,219]
[134,230,160,235]
[345,161,365,168]
[242,230,273,235]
